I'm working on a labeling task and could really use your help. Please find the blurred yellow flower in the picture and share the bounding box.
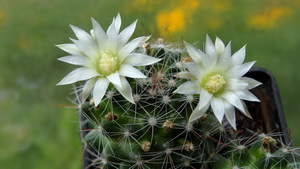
[206,18,222,30]
[126,0,201,34]
[212,0,232,13]
[156,8,185,34]
[0,10,7,27]
[247,6,291,30]
[127,0,234,33]
[155,0,200,34]
[179,0,200,10]
[130,0,160,13]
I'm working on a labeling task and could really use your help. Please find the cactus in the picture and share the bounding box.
[57,15,299,168]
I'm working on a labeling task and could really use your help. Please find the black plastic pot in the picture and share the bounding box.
[239,67,289,144]
[79,67,290,168]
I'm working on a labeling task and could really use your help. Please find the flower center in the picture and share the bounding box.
[202,74,226,94]
[98,51,118,76]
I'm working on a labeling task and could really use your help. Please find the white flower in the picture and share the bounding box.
[174,35,261,129]
[57,14,160,106]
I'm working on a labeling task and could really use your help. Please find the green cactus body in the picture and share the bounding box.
[77,40,297,168]
[55,15,299,169]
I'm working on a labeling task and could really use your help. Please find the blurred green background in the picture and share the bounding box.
[0,0,299,168]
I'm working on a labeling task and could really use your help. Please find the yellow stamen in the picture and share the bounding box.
[203,74,226,94]
[99,51,117,75]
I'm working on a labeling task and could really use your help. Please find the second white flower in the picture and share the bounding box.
[174,35,261,129]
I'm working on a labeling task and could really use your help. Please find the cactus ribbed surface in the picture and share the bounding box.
[78,40,297,168]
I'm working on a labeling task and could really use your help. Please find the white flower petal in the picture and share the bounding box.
[174,71,196,80]
[119,64,146,78]
[106,71,121,88]
[231,45,246,66]
[227,79,248,91]
[194,49,214,71]
[211,97,225,123]
[114,76,134,103]
[114,13,121,33]
[184,41,203,65]
[57,68,98,85]
[233,89,260,102]
[118,36,151,62]
[183,62,203,80]
[205,35,217,61]
[92,78,110,106]
[58,55,90,67]
[81,78,97,103]
[56,43,82,56]
[70,25,97,49]
[224,102,236,130]
[118,20,137,47]
[107,15,118,36]
[106,19,118,50]
[215,37,225,57]
[173,81,201,94]
[188,103,210,123]
[228,61,255,78]
[70,38,98,59]
[219,41,231,66]
[105,14,121,49]
[240,77,262,89]
[182,42,212,71]
[91,18,107,47]
[221,91,246,114]
[241,101,252,118]
[199,89,213,110]
[123,53,161,66]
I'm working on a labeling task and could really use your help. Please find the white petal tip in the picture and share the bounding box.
[127,98,136,104]
[188,115,198,124]
[142,36,151,42]
[172,88,179,94]
[56,81,68,86]
[188,117,198,125]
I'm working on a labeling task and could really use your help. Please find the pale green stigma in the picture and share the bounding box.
[203,74,226,94]
[99,51,118,76]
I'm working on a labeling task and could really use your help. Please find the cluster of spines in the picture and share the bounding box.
[212,132,300,169]
[77,39,299,169]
